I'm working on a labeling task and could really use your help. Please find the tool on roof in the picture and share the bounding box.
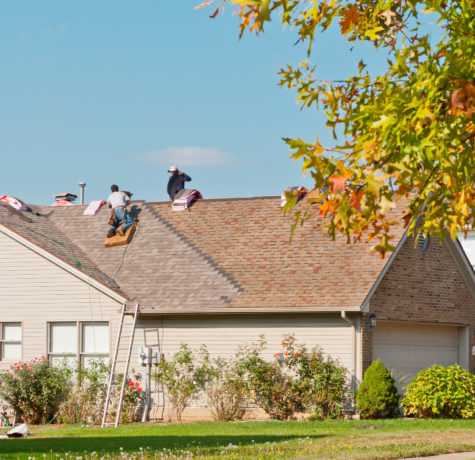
[52,193,77,207]
[172,189,202,211]
[104,185,136,247]
[280,186,308,207]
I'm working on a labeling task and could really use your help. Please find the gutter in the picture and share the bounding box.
[135,306,362,315]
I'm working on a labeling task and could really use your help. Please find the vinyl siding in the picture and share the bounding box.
[135,314,354,410]
[0,231,125,369]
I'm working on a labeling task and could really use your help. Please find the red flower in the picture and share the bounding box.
[137,387,142,392]
[135,382,140,387]
[129,381,134,386]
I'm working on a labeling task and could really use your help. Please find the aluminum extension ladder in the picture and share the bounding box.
[101,303,139,427]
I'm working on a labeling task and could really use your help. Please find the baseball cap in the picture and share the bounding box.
[168,165,178,172]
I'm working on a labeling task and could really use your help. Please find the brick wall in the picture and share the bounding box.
[363,235,475,374]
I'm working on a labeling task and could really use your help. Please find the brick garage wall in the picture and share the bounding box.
[363,235,475,374]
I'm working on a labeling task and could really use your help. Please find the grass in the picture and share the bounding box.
[0,419,475,459]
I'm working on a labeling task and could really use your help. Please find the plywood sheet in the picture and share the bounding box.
[104,223,136,248]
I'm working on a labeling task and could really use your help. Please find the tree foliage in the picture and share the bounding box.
[196,0,474,256]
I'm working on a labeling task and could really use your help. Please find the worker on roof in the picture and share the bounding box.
[107,184,133,238]
[167,165,191,200]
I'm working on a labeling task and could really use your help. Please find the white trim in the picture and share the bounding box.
[0,223,127,304]
[360,227,410,312]
[136,306,362,314]
[446,238,475,299]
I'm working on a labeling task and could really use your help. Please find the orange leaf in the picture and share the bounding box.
[319,200,334,217]
[194,0,213,10]
[210,5,219,18]
[338,5,359,34]
[350,191,364,211]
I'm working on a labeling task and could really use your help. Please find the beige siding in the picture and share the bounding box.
[134,314,353,411]
[0,232,125,370]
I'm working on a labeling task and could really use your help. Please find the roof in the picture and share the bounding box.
[0,196,409,311]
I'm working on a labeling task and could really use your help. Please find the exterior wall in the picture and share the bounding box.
[363,235,475,375]
[134,313,355,419]
[0,231,125,370]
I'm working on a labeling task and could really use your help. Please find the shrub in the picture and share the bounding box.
[402,364,475,419]
[356,359,399,419]
[59,360,110,425]
[0,356,71,424]
[154,344,210,422]
[285,336,348,420]
[119,377,144,423]
[238,335,348,420]
[205,356,248,421]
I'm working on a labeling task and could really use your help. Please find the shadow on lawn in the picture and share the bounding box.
[0,434,325,455]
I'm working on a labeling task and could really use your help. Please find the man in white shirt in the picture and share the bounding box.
[107,184,133,238]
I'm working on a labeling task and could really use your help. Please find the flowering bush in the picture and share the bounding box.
[120,378,144,423]
[0,356,71,424]
[154,344,210,422]
[205,356,248,421]
[238,335,348,420]
[59,360,110,425]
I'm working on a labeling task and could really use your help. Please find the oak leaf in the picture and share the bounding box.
[338,5,359,34]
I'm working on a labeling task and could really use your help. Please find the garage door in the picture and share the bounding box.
[373,322,460,385]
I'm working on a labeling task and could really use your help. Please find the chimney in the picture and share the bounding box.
[78,182,86,205]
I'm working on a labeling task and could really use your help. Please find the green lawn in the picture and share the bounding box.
[1,419,475,459]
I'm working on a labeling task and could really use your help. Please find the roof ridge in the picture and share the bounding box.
[143,202,244,296]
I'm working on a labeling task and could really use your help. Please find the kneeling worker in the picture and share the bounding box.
[167,165,191,200]
[107,184,133,238]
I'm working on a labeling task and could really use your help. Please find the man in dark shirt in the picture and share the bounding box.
[167,165,192,200]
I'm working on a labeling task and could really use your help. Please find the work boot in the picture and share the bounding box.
[107,228,116,238]
[117,227,125,237]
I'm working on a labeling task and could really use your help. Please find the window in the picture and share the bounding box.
[49,322,109,368]
[459,232,475,269]
[0,323,22,360]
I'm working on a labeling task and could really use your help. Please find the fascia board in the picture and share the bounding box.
[446,237,475,299]
[136,306,362,315]
[0,223,127,304]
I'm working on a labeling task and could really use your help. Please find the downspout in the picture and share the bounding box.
[341,311,357,383]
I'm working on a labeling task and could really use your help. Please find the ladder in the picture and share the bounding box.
[101,303,139,428]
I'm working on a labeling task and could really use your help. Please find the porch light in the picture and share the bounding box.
[370,313,377,328]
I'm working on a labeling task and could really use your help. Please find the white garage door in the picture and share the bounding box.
[373,322,460,385]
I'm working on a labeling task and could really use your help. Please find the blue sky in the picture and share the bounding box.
[0,1,384,205]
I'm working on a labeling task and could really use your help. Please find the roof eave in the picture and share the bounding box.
[135,306,362,315]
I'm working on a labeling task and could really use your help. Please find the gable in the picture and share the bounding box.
[0,230,123,309]
[370,235,475,323]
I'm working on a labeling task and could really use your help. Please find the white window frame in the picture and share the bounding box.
[0,322,22,361]
[48,321,109,367]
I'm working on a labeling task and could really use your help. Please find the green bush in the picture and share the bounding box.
[154,344,210,422]
[205,356,248,421]
[402,364,475,419]
[0,357,71,424]
[356,359,399,419]
[238,334,348,420]
[59,360,110,425]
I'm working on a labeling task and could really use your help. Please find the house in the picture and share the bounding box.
[0,197,474,420]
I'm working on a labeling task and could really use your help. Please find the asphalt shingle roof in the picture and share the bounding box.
[0,196,407,310]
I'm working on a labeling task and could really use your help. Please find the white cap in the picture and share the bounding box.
[168,165,178,172]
